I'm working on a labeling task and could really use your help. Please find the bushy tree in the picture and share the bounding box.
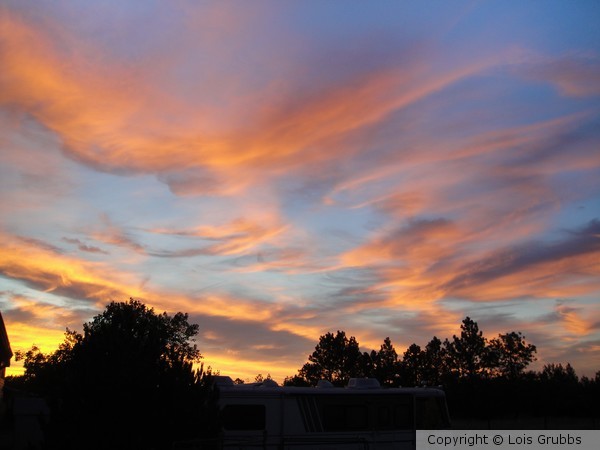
[253,373,273,383]
[12,299,205,450]
[372,337,400,386]
[421,336,447,385]
[283,374,311,387]
[444,317,488,378]
[540,362,578,384]
[298,330,363,386]
[487,331,537,379]
[400,343,426,386]
[283,318,600,423]
[538,363,581,416]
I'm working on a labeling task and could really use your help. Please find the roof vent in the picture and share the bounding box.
[346,378,381,389]
[212,376,234,387]
[259,379,279,388]
[317,379,335,388]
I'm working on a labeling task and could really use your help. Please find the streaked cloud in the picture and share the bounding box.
[443,219,600,301]
[148,217,289,257]
[522,55,600,98]
[62,238,108,255]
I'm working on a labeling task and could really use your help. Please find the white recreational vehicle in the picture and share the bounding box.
[176,376,450,449]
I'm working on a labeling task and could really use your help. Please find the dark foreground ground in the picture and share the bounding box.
[451,415,600,430]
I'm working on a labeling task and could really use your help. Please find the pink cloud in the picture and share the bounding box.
[523,55,600,97]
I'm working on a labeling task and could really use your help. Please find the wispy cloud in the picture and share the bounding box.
[442,219,600,301]
[0,229,332,377]
[148,217,289,257]
[521,55,600,98]
[62,237,108,255]
[554,302,595,335]
[0,231,139,303]
[0,8,530,200]
[90,214,146,254]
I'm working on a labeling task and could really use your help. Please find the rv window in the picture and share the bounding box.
[323,404,368,431]
[374,395,412,430]
[323,405,345,430]
[378,406,392,427]
[346,405,368,430]
[221,404,266,431]
[394,403,412,429]
[415,396,447,429]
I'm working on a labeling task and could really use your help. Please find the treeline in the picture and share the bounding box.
[5,299,213,450]
[282,318,600,420]
[284,317,537,386]
[5,300,600,449]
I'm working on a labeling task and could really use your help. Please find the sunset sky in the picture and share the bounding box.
[1,1,599,381]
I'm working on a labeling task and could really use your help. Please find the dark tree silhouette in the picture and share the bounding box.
[298,330,363,386]
[537,363,582,417]
[487,331,537,379]
[362,350,376,378]
[401,343,425,386]
[13,299,205,450]
[283,318,600,427]
[282,317,600,427]
[254,373,273,383]
[421,336,447,385]
[540,362,578,384]
[371,337,400,386]
[283,374,311,387]
[444,317,488,378]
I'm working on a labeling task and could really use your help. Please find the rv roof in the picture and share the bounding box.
[212,376,445,398]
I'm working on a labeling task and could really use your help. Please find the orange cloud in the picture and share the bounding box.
[523,56,600,97]
[443,235,600,303]
[149,217,289,256]
[335,217,600,317]
[0,232,141,304]
[555,304,594,336]
[0,10,528,200]
[342,218,461,268]
[0,230,268,321]
[325,110,593,218]
[0,228,321,351]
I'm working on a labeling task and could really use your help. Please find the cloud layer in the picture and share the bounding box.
[1,1,599,380]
